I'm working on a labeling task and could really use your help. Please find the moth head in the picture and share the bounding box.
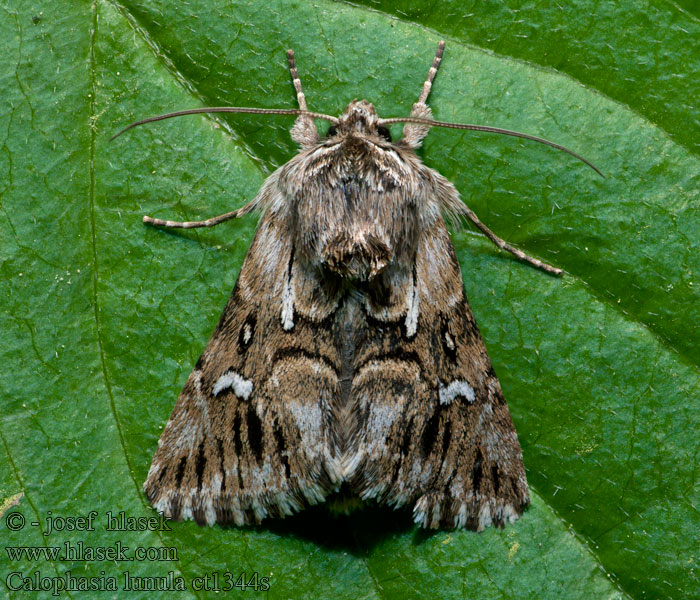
[325,100,392,143]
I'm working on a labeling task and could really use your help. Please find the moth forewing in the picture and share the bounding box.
[128,42,600,530]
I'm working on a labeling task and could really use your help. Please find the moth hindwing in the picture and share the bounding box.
[130,42,597,530]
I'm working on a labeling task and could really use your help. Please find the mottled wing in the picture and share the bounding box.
[144,197,343,526]
[347,217,530,530]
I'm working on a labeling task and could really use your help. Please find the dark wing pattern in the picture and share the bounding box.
[144,198,344,526]
[346,217,530,530]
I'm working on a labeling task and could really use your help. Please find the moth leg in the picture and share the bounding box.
[142,200,256,229]
[402,41,445,148]
[415,40,446,106]
[287,49,320,147]
[286,49,308,111]
[460,202,563,276]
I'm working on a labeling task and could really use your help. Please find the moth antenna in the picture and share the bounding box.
[110,107,338,141]
[384,116,603,176]
[416,40,445,105]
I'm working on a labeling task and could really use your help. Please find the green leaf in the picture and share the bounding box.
[1,0,697,598]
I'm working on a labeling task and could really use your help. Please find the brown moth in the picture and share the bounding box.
[114,42,600,530]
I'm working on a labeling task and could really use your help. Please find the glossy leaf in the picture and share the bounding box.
[1,1,697,598]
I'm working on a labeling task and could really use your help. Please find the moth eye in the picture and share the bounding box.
[326,125,338,138]
[377,126,392,142]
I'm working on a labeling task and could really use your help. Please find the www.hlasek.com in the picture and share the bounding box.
[4,509,271,595]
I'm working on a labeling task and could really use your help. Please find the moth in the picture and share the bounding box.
[114,42,600,530]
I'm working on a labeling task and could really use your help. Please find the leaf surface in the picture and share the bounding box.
[1,1,697,598]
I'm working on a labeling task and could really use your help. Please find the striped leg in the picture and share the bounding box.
[415,40,445,107]
[402,41,446,148]
[287,49,319,146]
[142,200,256,229]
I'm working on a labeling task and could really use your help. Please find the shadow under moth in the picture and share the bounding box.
[114,42,600,531]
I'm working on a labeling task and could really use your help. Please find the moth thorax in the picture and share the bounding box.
[322,229,392,281]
